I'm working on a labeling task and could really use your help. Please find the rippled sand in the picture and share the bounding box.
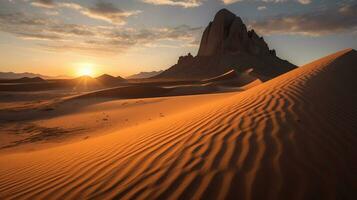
[0,49,356,199]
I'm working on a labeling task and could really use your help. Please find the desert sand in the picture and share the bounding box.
[0,49,356,199]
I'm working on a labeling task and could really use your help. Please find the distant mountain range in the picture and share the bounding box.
[0,70,162,80]
[0,72,71,80]
[0,73,128,92]
[127,70,163,79]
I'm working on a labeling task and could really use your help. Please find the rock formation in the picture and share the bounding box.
[155,9,297,81]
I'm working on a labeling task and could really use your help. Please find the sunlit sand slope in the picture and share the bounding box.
[0,49,356,199]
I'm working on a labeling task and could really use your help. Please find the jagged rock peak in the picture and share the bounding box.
[213,9,238,25]
[197,9,271,57]
[154,8,297,81]
[178,53,194,65]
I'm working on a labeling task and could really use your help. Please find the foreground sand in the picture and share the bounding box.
[0,49,356,199]
[0,92,237,152]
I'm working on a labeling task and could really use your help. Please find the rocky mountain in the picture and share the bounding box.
[155,9,296,81]
[0,77,46,83]
[96,74,126,86]
[0,72,50,79]
[127,70,163,79]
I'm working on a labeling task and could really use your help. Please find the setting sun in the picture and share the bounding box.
[76,63,96,77]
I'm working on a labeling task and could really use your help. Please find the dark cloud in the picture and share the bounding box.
[250,3,357,36]
[32,1,141,25]
[17,32,63,40]
[81,2,141,25]
[0,12,49,26]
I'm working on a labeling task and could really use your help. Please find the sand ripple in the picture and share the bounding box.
[0,49,356,199]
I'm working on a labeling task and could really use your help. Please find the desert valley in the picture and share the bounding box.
[0,4,356,200]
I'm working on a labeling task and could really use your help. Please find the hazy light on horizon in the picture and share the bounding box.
[75,63,97,77]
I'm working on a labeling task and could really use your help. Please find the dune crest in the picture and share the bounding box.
[0,49,356,199]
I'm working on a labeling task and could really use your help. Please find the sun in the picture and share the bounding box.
[76,63,95,77]
[78,67,93,77]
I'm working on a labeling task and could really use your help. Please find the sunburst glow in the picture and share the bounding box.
[76,63,95,77]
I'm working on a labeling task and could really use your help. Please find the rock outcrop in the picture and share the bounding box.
[155,9,297,81]
[178,53,194,65]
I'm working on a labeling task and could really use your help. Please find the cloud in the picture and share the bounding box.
[142,0,203,8]
[250,3,357,36]
[257,6,267,10]
[143,0,309,7]
[31,0,55,8]
[44,10,59,16]
[65,2,141,25]
[0,12,49,26]
[0,12,94,40]
[0,11,202,54]
[222,0,311,5]
[31,1,140,25]
[221,0,242,4]
[261,0,287,3]
[297,0,311,5]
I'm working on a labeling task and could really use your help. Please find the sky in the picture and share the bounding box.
[0,0,356,77]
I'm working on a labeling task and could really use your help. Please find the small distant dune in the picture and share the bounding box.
[202,69,258,87]
[0,49,356,199]
[71,84,221,101]
[202,69,240,82]
[73,85,171,99]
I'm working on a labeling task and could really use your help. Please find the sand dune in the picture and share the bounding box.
[72,84,223,101]
[202,69,259,88]
[70,70,258,101]
[0,49,356,199]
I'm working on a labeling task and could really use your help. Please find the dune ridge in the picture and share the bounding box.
[0,49,356,199]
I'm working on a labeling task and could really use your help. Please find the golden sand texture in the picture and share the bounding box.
[0,49,356,200]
